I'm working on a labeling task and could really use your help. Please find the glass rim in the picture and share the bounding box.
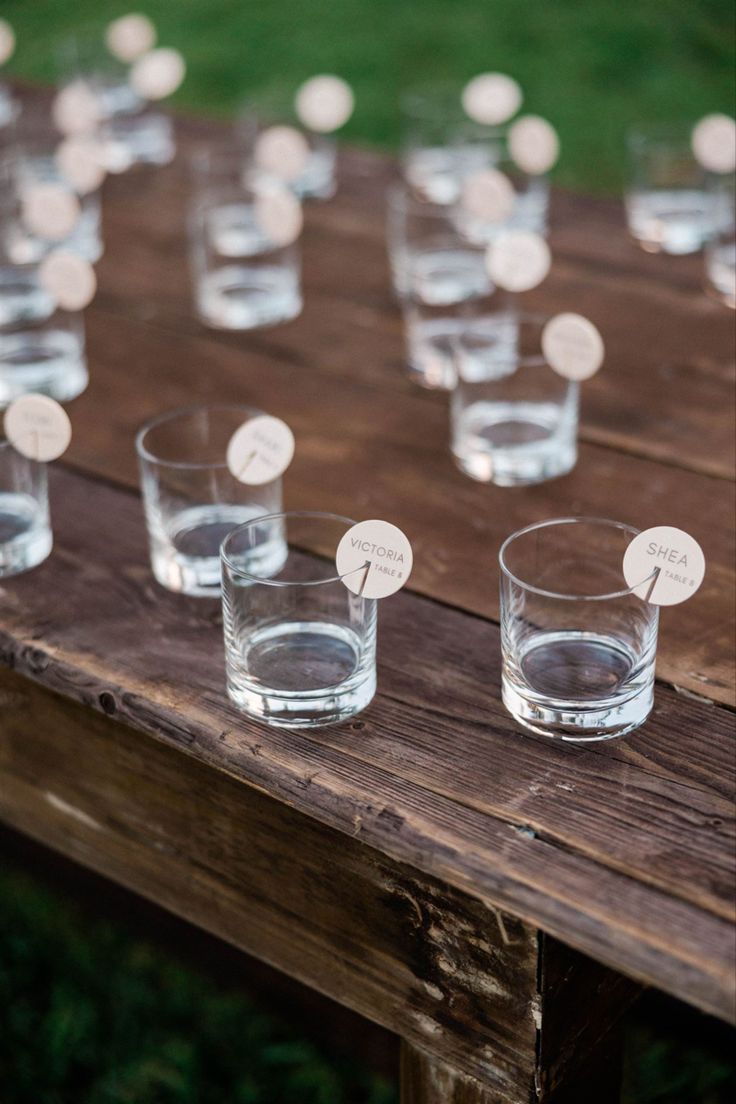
[135,402,264,470]
[499,516,655,601]
[221,509,363,588]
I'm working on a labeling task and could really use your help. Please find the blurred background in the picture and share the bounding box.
[1,0,734,191]
[1,2,735,1101]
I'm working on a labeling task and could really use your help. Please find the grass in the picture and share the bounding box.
[1,1,734,192]
[1,858,734,1103]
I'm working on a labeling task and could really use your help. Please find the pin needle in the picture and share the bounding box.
[358,560,371,596]
[644,566,661,603]
[236,450,257,479]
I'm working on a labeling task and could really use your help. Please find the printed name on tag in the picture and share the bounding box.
[462,73,522,126]
[542,313,604,381]
[4,394,72,462]
[336,519,413,599]
[39,250,97,311]
[623,526,706,606]
[254,125,310,182]
[130,47,186,100]
[691,114,736,174]
[461,168,516,223]
[227,415,295,485]
[21,183,81,241]
[106,13,157,63]
[296,75,354,133]
[254,187,303,247]
[485,229,551,292]
[508,115,560,175]
[0,18,15,65]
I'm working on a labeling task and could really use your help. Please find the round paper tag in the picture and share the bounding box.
[691,114,736,175]
[254,125,310,182]
[623,526,705,606]
[4,394,72,462]
[336,519,413,599]
[130,47,186,100]
[486,230,551,292]
[106,13,157,63]
[39,250,97,311]
[461,168,516,223]
[0,18,15,65]
[295,74,354,133]
[21,183,81,241]
[508,115,560,175]
[55,135,106,195]
[254,188,303,247]
[52,80,101,136]
[542,313,604,381]
[226,416,295,485]
[462,73,522,126]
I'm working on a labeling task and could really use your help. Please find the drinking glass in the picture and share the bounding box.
[221,511,377,727]
[0,303,87,404]
[0,434,52,576]
[705,173,735,308]
[386,183,490,302]
[402,292,481,390]
[625,125,711,254]
[136,404,285,597]
[400,85,486,205]
[239,87,337,200]
[189,146,302,330]
[451,311,578,485]
[499,518,659,741]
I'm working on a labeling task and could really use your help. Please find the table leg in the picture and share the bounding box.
[400,1043,500,1104]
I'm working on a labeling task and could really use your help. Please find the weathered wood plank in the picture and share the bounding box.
[68,305,736,705]
[0,465,733,1021]
[400,1045,501,1103]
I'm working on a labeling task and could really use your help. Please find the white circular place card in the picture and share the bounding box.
[254,125,310,182]
[52,80,101,137]
[486,229,551,292]
[508,115,560,175]
[461,168,516,222]
[254,187,303,247]
[0,18,15,65]
[336,519,413,599]
[55,135,106,195]
[106,13,157,63]
[296,74,354,133]
[21,183,81,241]
[227,416,295,485]
[542,313,604,381]
[39,250,97,311]
[4,394,72,463]
[462,73,522,126]
[691,114,736,175]
[623,526,705,606]
[130,47,186,100]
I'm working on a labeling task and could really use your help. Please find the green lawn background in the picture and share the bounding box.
[1,0,734,192]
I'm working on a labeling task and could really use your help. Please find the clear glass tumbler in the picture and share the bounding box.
[400,85,486,205]
[500,518,659,741]
[221,511,377,728]
[386,183,490,302]
[705,173,735,308]
[136,405,286,597]
[189,146,302,330]
[625,125,711,255]
[0,303,87,404]
[451,311,578,485]
[0,435,52,577]
[238,87,337,200]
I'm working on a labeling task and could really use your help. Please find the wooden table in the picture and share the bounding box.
[1,92,734,1102]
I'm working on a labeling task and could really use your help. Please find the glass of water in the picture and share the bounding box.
[239,86,337,200]
[705,173,735,308]
[451,310,578,485]
[386,183,490,302]
[136,404,286,597]
[0,301,87,404]
[221,511,377,728]
[189,146,302,330]
[500,518,659,741]
[0,434,52,577]
[400,85,485,205]
[625,125,711,255]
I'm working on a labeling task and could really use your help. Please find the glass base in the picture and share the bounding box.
[150,504,286,597]
[0,494,52,577]
[626,190,710,255]
[452,404,577,486]
[0,330,88,404]
[227,620,376,728]
[196,266,302,331]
